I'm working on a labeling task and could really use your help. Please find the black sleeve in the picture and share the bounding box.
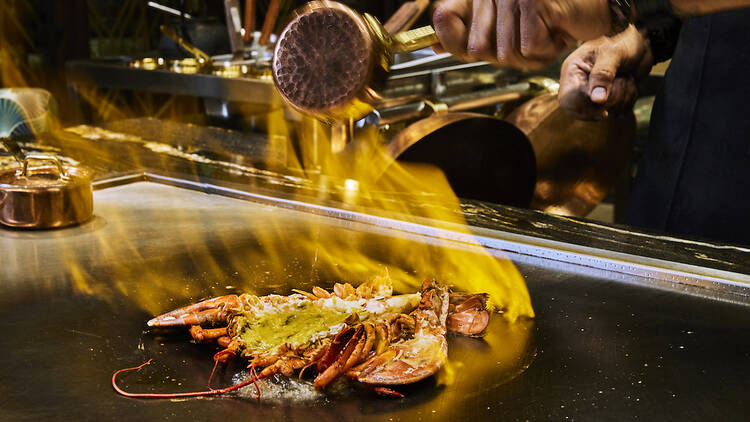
[632,0,683,62]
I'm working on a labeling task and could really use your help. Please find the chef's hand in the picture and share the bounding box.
[558,25,653,121]
[432,0,613,69]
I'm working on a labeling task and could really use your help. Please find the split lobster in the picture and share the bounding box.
[113,277,490,399]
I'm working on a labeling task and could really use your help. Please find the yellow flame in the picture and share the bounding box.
[262,110,534,321]
[1,0,532,322]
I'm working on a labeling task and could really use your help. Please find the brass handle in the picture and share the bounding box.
[21,153,69,181]
[390,25,439,53]
[159,25,212,63]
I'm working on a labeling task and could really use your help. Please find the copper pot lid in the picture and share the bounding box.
[0,154,94,229]
[0,154,92,190]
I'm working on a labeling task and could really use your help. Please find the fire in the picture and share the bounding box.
[262,110,534,321]
[0,0,533,325]
[1,83,534,324]
[0,3,536,404]
[27,108,535,326]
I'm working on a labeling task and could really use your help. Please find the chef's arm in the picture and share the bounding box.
[433,0,749,70]
[668,0,750,16]
[558,26,653,121]
[557,2,683,122]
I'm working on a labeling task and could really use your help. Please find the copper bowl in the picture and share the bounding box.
[0,154,94,229]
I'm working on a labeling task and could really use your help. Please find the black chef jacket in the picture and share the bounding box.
[626,9,750,247]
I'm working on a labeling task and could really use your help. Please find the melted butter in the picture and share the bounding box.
[237,304,351,353]
[236,293,421,354]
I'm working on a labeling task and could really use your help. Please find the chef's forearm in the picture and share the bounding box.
[664,0,750,16]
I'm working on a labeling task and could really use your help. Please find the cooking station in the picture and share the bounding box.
[2,1,750,421]
[1,117,749,421]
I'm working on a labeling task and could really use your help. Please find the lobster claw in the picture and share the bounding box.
[147,295,242,327]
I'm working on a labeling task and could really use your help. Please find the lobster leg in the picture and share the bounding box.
[189,326,228,343]
[299,339,332,378]
[206,339,242,388]
[217,336,232,348]
[342,325,372,372]
[373,321,390,354]
[147,295,242,327]
[374,386,404,398]
[316,326,356,373]
[314,325,364,389]
[355,280,450,386]
[360,323,377,360]
[212,338,242,364]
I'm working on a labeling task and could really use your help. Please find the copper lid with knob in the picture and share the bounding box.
[0,153,94,229]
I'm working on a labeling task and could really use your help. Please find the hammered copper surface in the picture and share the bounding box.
[273,3,372,112]
[272,1,438,120]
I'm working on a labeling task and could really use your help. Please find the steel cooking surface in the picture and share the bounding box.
[1,182,749,421]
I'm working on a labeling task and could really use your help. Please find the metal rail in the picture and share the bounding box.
[115,172,750,305]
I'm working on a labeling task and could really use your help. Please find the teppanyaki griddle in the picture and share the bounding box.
[1,177,749,421]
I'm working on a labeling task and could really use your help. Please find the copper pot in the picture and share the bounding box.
[386,112,537,208]
[0,154,94,229]
[506,94,635,217]
[381,90,635,216]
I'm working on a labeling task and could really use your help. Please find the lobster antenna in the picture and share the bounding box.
[112,359,265,399]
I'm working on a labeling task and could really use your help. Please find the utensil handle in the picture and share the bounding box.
[147,1,193,19]
[391,25,439,53]
[443,82,532,111]
[243,0,256,42]
[377,84,529,126]
[224,0,245,56]
[1,136,26,165]
[446,77,559,110]
[384,0,430,34]
[377,79,558,125]
[259,0,281,46]
[159,25,212,63]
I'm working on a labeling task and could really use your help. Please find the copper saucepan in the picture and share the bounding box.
[506,94,635,217]
[382,90,635,216]
[386,112,537,208]
[0,152,94,229]
[377,80,554,208]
